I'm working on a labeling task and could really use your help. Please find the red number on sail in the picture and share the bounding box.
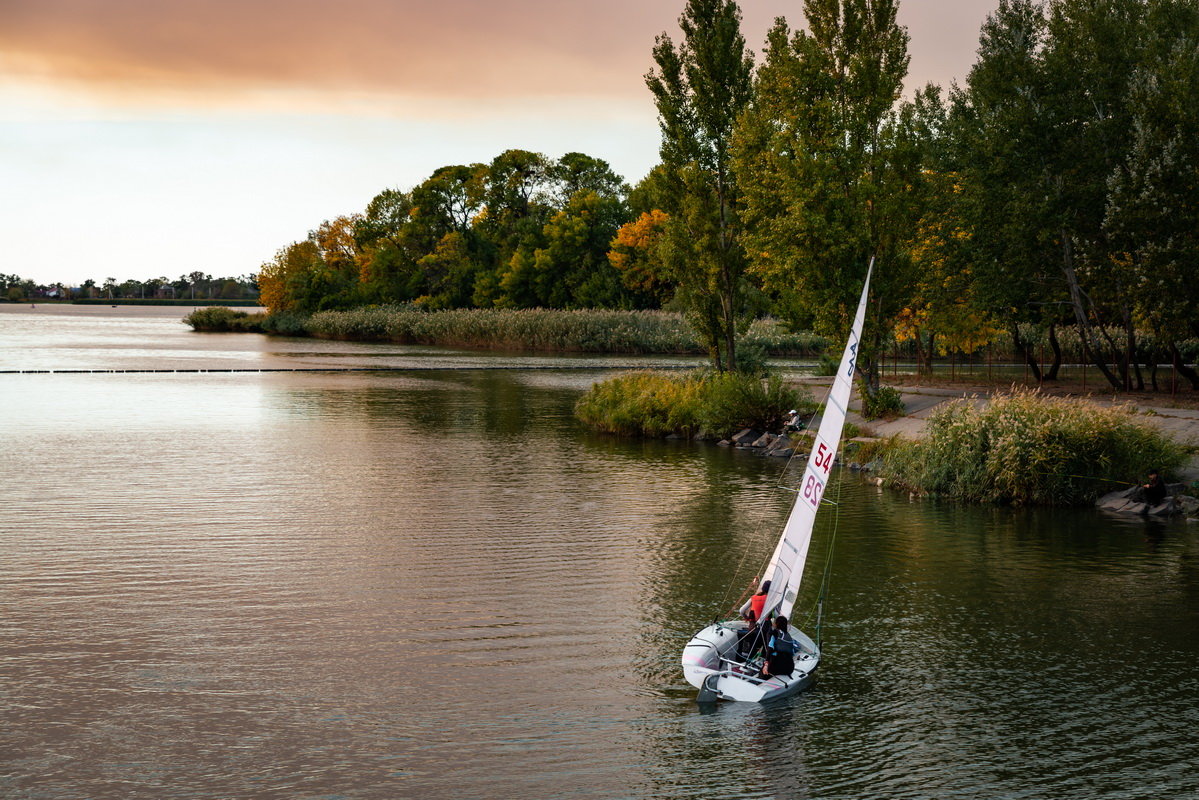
[814,443,833,474]
[803,474,824,508]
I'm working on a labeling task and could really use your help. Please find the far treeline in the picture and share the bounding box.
[1,272,259,303]
[251,0,1194,396]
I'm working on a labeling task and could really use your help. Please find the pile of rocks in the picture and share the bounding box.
[718,428,800,458]
[1096,483,1199,519]
[717,428,883,472]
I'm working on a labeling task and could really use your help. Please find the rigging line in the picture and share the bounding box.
[774,370,838,493]
[813,442,847,649]
[713,476,790,619]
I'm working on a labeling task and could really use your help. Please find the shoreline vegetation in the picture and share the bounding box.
[879,389,1187,506]
[574,370,816,440]
[183,306,828,356]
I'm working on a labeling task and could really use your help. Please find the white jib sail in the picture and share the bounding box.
[761,262,873,621]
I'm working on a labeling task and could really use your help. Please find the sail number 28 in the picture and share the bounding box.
[803,473,825,508]
[803,442,834,509]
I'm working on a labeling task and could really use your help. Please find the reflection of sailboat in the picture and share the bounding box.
[681,264,872,703]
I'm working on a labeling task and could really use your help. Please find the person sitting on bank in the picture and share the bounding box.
[784,410,804,432]
[1144,469,1168,506]
[759,615,799,679]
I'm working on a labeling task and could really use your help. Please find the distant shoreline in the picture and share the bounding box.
[1,299,261,307]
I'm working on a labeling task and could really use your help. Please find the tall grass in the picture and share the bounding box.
[303,307,826,355]
[575,370,816,439]
[882,388,1186,505]
[184,305,829,356]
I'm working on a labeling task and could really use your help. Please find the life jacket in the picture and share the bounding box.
[770,632,799,656]
[750,593,766,621]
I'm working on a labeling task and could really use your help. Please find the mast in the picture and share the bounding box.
[761,261,873,621]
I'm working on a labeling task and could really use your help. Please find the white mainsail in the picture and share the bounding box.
[760,262,873,621]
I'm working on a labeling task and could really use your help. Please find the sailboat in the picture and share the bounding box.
[681,264,873,703]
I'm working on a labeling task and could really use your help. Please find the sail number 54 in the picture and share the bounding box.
[813,442,834,474]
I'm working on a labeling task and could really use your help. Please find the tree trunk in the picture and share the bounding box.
[1010,322,1042,383]
[1044,323,1062,381]
[1122,301,1142,391]
[1171,343,1199,390]
[912,328,933,376]
[1060,232,1121,389]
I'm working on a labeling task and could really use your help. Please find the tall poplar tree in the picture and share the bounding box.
[646,0,755,371]
[734,0,915,392]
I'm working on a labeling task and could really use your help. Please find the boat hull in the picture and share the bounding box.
[681,622,820,703]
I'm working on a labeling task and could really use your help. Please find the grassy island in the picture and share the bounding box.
[574,370,816,440]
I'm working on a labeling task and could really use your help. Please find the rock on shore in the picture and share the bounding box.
[1096,484,1199,519]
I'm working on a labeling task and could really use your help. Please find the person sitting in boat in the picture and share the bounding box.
[748,578,770,622]
[759,615,799,679]
[735,609,759,661]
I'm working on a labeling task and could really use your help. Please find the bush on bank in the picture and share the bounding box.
[574,370,816,439]
[182,307,265,332]
[185,305,829,356]
[881,389,1186,506]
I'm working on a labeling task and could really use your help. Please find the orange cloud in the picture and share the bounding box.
[0,0,995,109]
[0,0,685,103]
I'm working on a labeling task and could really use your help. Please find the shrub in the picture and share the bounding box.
[882,388,1186,506]
[259,311,309,336]
[575,370,816,439]
[813,353,840,376]
[183,307,265,332]
[860,384,904,420]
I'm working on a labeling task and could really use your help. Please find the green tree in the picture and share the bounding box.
[531,190,629,307]
[1103,0,1199,388]
[734,0,915,391]
[948,0,1070,381]
[646,0,755,371]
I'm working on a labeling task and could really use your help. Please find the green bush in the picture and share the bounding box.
[183,307,265,332]
[860,384,904,420]
[813,353,840,376]
[882,389,1186,506]
[259,312,309,336]
[575,370,816,439]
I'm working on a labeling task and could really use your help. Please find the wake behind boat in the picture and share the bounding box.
[681,264,873,703]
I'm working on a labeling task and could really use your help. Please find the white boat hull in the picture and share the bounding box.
[681,622,820,703]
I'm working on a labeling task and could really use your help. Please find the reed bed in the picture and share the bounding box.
[882,388,1186,506]
[302,307,826,355]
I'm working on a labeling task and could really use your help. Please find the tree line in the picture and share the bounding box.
[1,272,259,302]
[254,0,1199,392]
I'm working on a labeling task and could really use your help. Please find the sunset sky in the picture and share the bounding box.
[1,0,997,286]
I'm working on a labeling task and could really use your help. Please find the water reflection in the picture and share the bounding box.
[3,310,1198,799]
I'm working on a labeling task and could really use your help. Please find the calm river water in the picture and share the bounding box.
[3,305,1198,800]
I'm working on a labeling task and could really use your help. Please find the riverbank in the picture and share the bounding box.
[821,378,1199,482]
